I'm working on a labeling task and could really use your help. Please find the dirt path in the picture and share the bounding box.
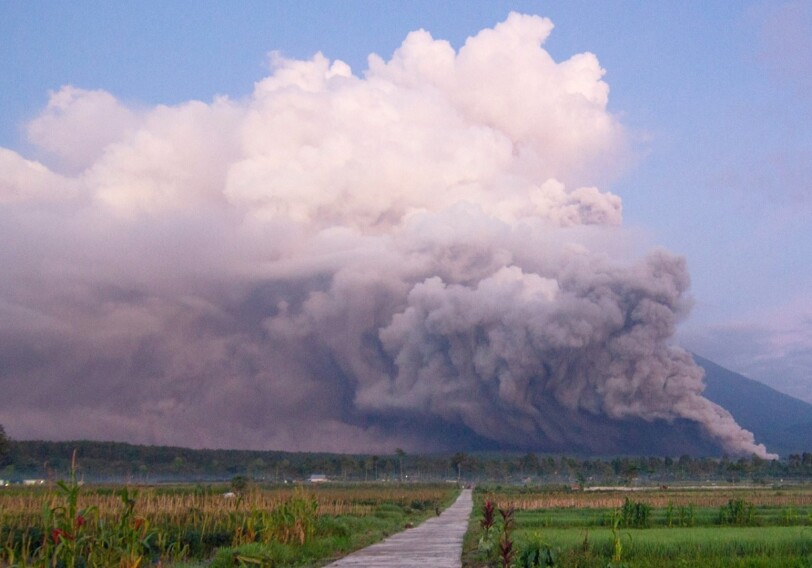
[323,487,473,568]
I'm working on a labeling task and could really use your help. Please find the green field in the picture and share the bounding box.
[464,486,812,568]
[512,524,812,567]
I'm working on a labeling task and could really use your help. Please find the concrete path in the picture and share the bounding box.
[323,488,473,568]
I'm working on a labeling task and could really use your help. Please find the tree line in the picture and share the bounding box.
[2,432,812,484]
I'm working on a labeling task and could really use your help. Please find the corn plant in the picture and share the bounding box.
[2,482,455,566]
[719,498,755,526]
[91,487,159,567]
[607,508,631,568]
[619,498,650,528]
[679,504,695,527]
[8,457,165,568]
[781,506,797,526]
[262,488,318,545]
[37,451,99,568]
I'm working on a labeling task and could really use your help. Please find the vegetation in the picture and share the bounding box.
[0,458,458,567]
[0,425,10,468]
[4,431,812,566]
[6,439,812,485]
[464,485,812,567]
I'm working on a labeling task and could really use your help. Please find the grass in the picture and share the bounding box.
[209,507,431,567]
[464,486,812,568]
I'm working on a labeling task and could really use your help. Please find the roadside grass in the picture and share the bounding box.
[208,500,453,567]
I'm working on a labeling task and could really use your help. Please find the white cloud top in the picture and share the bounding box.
[0,13,774,458]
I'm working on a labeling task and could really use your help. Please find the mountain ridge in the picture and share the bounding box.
[695,354,812,457]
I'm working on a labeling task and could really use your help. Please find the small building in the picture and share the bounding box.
[308,473,328,483]
[23,479,45,486]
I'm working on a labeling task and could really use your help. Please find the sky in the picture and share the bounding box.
[0,1,809,454]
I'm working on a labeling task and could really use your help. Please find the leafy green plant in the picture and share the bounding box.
[477,499,498,559]
[619,498,650,528]
[664,501,695,528]
[718,498,756,526]
[13,453,164,568]
[38,451,98,568]
[606,508,632,568]
[93,487,159,567]
[514,532,557,567]
[262,488,318,545]
[679,504,695,527]
[780,506,797,526]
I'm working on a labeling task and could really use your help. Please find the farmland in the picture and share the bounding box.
[0,470,458,567]
[463,485,812,567]
[5,453,812,568]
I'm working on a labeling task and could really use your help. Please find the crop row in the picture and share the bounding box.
[491,487,812,510]
[0,473,456,567]
[0,484,444,519]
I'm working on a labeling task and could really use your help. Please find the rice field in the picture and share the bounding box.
[464,485,812,567]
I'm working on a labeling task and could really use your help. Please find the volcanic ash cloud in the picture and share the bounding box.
[0,13,775,458]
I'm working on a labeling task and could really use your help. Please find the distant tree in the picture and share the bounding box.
[575,471,587,491]
[451,452,467,481]
[248,458,266,479]
[0,424,10,467]
[521,452,540,476]
[395,448,406,482]
[231,475,249,494]
[170,456,185,473]
[340,456,356,480]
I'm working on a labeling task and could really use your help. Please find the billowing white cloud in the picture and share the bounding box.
[0,13,774,457]
[0,148,77,203]
[27,87,140,173]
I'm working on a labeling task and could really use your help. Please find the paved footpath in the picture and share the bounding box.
[323,488,473,568]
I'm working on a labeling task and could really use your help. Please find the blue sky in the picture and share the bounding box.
[0,1,810,450]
